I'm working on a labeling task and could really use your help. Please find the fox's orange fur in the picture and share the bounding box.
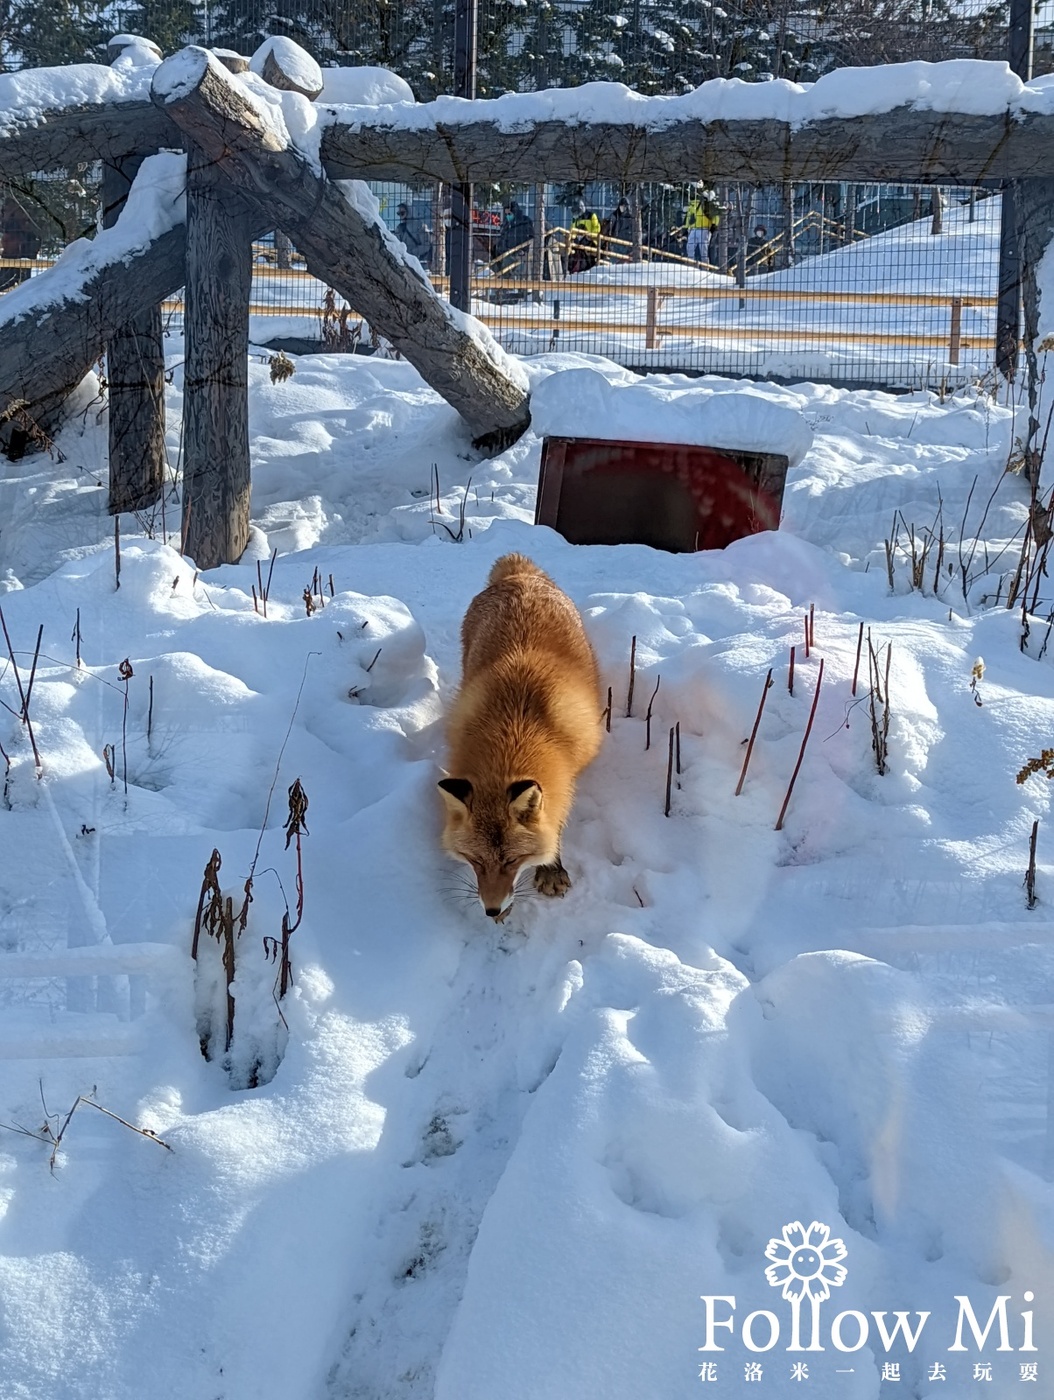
[439,554,603,920]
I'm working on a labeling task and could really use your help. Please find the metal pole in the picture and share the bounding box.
[997,0,1034,380]
[449,0,477,313]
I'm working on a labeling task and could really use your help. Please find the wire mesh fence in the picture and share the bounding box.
[0,0,1039,390]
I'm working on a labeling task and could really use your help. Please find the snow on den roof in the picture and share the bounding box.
[530,368,813,467]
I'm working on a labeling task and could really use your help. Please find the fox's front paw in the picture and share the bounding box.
[534,860,572,898]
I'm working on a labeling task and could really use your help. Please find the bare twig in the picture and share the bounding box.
[735,668,773,797]
[626,635,637,717]
[664,726,675,817]
[114,515,121,591]
[788,645,795,696]
[851,621,864,697]
[118,659,133,798]
[775,658,825,831]
[604,685,612,734]
[1026,818,1040,909]
[644,675,661,751]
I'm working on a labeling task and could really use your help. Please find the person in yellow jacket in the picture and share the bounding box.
[568,200,601,273]
[682,187,721,264]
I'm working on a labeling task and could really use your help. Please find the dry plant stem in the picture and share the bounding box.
[114,516,121,591]
[664,726,675,817]
[809,603,815,649]
[243,651,318,902]
[0,607,42,773]
[21,624,43,721]
[803,614,810,659]
[675,720,682,786]
[775,657,825,832]
[5,1087,174,1172]
[852,621,864,696]
[147,675,154,747]
[191,848,222,962]
[604,686,612,734]
[1026,818,1040,909]
[644,675,661,750]
[735,668,773,797]
[72,607,82,667]
[626,635,637,717]
[365,647,382,673]
[0,606,29,718]
[328,574,335,597]
[278,778,309,999]
[884,536,895,592]
[788,645,795,696]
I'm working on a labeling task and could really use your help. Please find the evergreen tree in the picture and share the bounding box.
[9,0,108,67]
[118,0,201,56]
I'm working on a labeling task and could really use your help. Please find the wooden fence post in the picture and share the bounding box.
[103,34,166,516]
[181,140,253,568]
[948,296,963,365]
[645,286,658,350]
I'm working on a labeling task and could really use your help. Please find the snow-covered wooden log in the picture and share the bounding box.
[0,100,171,180]
[319,109,1053,187]
[0,153,188,453]
[151,47,530,447]
[7,69,1054,187]
[252,37,323,100]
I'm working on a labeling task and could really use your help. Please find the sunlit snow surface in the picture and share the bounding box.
[0,347,1051,1399]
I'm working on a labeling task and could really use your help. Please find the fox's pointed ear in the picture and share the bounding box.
[508,779,542,819]
[438,777,473,810]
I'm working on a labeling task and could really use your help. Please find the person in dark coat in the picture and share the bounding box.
[394,202,432,267]
[491,201,535,276]
[605,196,635,254]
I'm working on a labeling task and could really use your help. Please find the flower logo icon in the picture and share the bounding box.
[765,1221,847,1302]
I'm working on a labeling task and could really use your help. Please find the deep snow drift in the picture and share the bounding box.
[0,348,1051,1400]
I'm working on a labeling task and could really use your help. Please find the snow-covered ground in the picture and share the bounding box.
[0,348,1052,1400]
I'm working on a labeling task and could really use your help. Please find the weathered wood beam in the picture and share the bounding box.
[0,101,173,180]
[319,109,1052,187]
[9,89,1054,189]
[151,47,530,447]
[182,145,254,568]
[102,36,166,517]
[101,151,168,513]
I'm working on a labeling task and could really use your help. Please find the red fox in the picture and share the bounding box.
[439,554,603,921]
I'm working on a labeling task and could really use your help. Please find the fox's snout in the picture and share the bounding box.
[473,864,520,921]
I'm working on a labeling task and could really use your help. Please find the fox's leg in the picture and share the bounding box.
[534,853,572,897]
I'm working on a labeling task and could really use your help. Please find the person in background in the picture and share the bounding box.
[682,186,721,265]
[568,200,601,274]
[748,223,774,272]
[492,201,535,277]
[604,196,635,255]
[394,202,432,268]
[0,198,41,290]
